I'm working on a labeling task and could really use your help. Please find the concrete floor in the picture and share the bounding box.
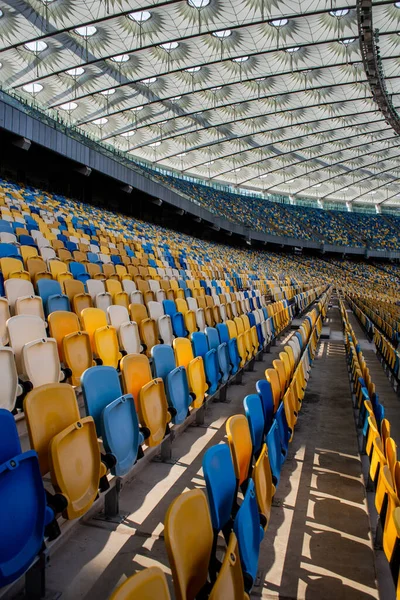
[30,304,383,600]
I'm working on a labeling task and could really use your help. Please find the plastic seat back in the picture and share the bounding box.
[208,532,249,600]
[252,443,274,531]
[102,394,142,476]
[266,420,283,485]
[233,479,264,591]
[81,307,108,351]
[275,402,290,457]
[138,378,170,447]
[81,366,122,434]
[121,353,152,410]
[110,566,171,600]
[24,383,80,475]
[152,344,176,381]
[63,331,94,386]
[4,279,34,314]
[7,315,47,373]
[0,410,50,587]
[226,415,253,487]
[173,336,194,369]
[164,365,191,424]
[164,489,213,600]
[94,325,121,368]
[118,321,142,354]
[48,311,80,359]
[49,416,102,519]
[264,369,281,412]
[203,444,236,532]
[0,347,20,411]
[107,305,130,330]
[243,394,265,457]
[22,338,61,387]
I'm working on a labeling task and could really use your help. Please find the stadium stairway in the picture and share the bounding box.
[3,297,383,600]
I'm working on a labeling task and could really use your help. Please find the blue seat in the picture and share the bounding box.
[255,380,274,434]
[216,323,240,375]
[37,279,70,316]
[0,272,4,297]
[295,332,303,350]
[65,241,78,252]
[101,394,143,476]
[233,479,264,592]
[81,366,143,476]
[203,444,236,535]
[19,235,36,247]
[243,394,265,457]
[162,300,187,338]
[0,243,20,259]
[266,420,284,485]
[191,331,220,394]
[248,313,264,350]
[87,252,100,264]
[69,262,90,284]
[275,403,291,458]
[0,221,13,233]
[110,255,122,265]
[151,345,191,424]
[205,327,231,384]
[0,409,55,587]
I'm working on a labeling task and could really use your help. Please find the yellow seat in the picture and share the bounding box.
[0,257,27,279]
[165,489,213,600]
[106,279,129,309]
[226,414,252,487]
[49,416,104,519]
[380,466,400,555]
[173,337,207,407]
[48,311,80,360]
[280,351,293,380]
[63,279,93,314]
[49,259,69,279]
[24,383,80,475]
[110,566,171,600]
[273,359,287,397]
[265,368,281,412]
[252,444,274,531]
[121,353,152,411]
[138,378,171,446]
[63,331,94,386]
[94,325,122,368]
[129,302,148,324]
[176,298,197,334]
[209,533,250,600]
[81,307,108,351]
[139,317,159,358]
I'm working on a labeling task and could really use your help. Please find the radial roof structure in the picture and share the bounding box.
[0,0,400,206]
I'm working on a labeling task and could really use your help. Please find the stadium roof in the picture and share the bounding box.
[0,0,400,206]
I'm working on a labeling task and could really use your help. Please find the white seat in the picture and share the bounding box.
[0,232,17,244]
[0,347,22,411]
[95,292,112,313]
[155,289,166,303]
[87,279,105,302]
[36,237,51,249]
[0,297,11,345]
[15,295,45,320]
[5,279,35,315]
[219,304,227,323]
[40,247,56,261]
[7,314,47,374]
[187,297,206,331]
[130,291,144,305]
[90,244,100,253]
[107,305,130,330]
[147,301,174,346]
[122,280,136,295]
[119,321,142,354]
[148,280,160,293]
[22,338,62,388]
[99,253,112,264]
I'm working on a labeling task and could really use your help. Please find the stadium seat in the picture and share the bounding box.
[191,331,220,394]
[216,323,240,375]
[266,420,284,485]
[0,409,55,587]
[138,379,171,447]
[164,489,213,600]
[147,301,174,345]
[203,443,237,536]
[173,337,208,407]
[81,366,143,476]
[7,314,47,374]
[130,303,159,357]
[208,533,250,600]
[152,344,192,423]
[22,338,62,388]
[94,325,122,369]
[81,307,108,351]
[163,299,187,338]
[0,347,22,411]
[121,353,152,410]
[110,566,171,600]
[226,415,253,489]
[243,394,266,457]
[232,479,264,592]
[206,326,231,384]
[37,279,70,316]
[4,278,35,315]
